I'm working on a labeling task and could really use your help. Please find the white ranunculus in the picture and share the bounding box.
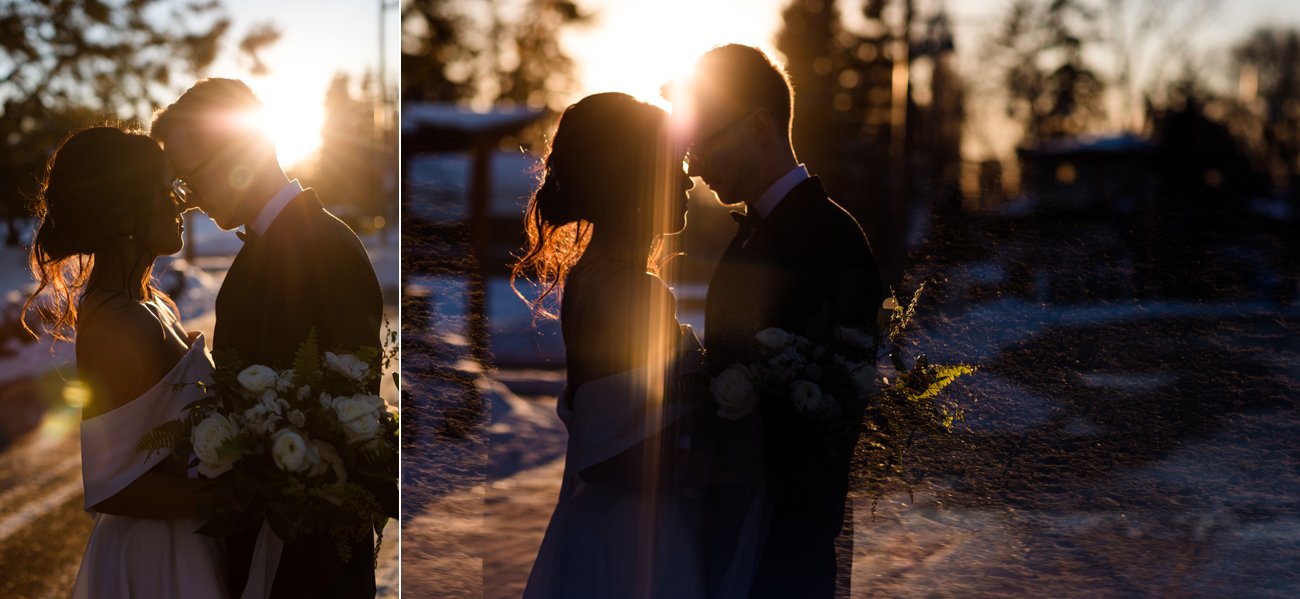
[325,352,370,381]
[711,363,757,421]
[271,429,311,473]
[192,413,239,476]
[334,397,381,443]
[755,328,793,351]
[288,409,306,428]
[791,380,832,416]
[237,365,277,393]
[309,440,348,483]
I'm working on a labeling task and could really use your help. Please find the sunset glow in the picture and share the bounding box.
[250,80,326,169]
[567,0,784,109]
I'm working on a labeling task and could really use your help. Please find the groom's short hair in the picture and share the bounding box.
[671,44,795,141]
[151,78,267,148]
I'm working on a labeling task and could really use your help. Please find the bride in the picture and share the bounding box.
[512,93,706,598]
[24,126,227,598]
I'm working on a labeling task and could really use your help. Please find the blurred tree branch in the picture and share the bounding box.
[400,0,590,111]
[0,0,279,246]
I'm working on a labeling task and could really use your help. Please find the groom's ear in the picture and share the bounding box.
[750,108,779,143]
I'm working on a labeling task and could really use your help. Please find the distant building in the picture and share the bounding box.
[1016,134,1157,214]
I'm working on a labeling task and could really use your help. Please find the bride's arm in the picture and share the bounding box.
[574,276,698,489]
[91,470,210,520]
[77,305,210,519]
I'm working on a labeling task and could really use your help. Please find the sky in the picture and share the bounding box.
[561,0,1300,158]
[200,0,401,166]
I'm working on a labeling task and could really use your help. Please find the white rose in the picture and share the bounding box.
[835,326,875,351]
[196,456,233,478]
[334,397,381,443]
[237,365,277,393]
[755,328,793,351]
[192,413,239,476]
[848,363,877,396]
[767,346,805,382]
[271,429,311,473]
[349,394,387,413]
[325,352,370,381]
[308,440,348,483]
[711,364,757,421]
[791,380,832,416]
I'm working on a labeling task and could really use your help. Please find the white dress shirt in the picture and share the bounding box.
[750,164,810,219]
[249,179,305,237]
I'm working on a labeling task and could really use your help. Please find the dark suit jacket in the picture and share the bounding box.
[216,190,389,599]
[703,176,882,597]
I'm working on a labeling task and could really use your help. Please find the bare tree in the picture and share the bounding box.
[1102,0,1221,130]
[400,0,590,110]
[0,0,279,246]
[1231,27,1300,192]
[987,0,1106,143]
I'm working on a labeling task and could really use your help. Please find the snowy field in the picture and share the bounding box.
[401,181,1300,597]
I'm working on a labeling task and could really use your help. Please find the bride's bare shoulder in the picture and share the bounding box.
[75,298,170,418]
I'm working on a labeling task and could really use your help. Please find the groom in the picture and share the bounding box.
[669,46,883,597]
[152,78,391,598]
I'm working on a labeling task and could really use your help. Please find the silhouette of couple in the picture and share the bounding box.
[517,44,883,598]
[27,79,393,598]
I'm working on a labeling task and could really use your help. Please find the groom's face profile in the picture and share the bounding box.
[685,98,761,206]
[162,127,243,230]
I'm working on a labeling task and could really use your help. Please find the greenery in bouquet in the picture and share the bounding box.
[137,329,399,563]
[707,283,976,504]
[854,282,976,505]
[709,324,878,450]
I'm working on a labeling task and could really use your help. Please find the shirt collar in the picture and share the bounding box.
[249,179,304,237]
[751,164,810,219]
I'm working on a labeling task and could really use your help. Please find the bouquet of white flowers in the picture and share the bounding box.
[710,283,976,497]
[710,324,878,444]
[138,330,398,562]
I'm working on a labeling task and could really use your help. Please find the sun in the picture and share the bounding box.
[567,0,784,109]
[248,80,326,169]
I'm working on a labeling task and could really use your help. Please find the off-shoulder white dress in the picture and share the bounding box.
[72,333,228,599]
[523,329,708,599]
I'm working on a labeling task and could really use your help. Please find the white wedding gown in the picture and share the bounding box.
[523,330,708,599]
[72,333,228,599]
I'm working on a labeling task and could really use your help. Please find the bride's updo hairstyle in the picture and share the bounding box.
[23,126,170,341]
[511,92,673,318]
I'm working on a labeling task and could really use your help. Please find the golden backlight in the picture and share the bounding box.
[249,79,327,169]
[569,0,782,110]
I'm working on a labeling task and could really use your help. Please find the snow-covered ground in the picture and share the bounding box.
[401,209,1300,598]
